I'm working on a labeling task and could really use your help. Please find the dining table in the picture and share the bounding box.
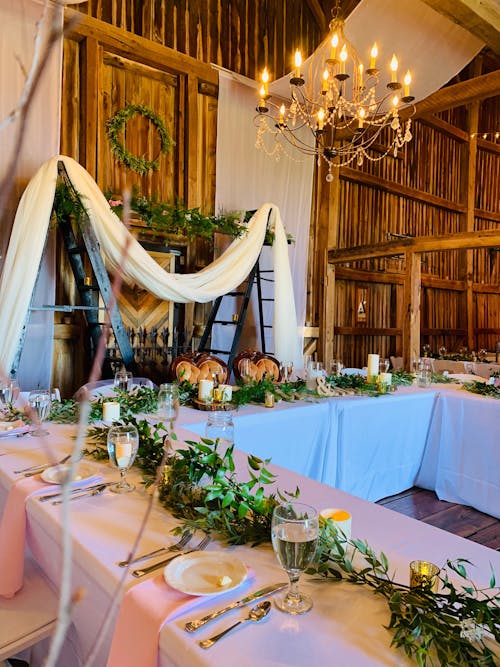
[0,410,499,667]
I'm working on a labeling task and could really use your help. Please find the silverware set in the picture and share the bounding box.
[14,453,71,476]
[132,535,211,578]
[117,532,192,568]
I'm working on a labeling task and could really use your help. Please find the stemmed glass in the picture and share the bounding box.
[271,501,319,615]
[280,361,293,383]
[379,358,390,374]
[28,390,51,437]
[107,424,139,493]
[114,369,133,393]
[0,380,19,410]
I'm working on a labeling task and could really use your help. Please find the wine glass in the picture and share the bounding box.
[240,359,252,384]
[280,361,293,383]
[438,346,447,359]
[271,501,319,615]
[28,390,51,437]
[328,359,343,376]
[107,425,139,494]
[114,369,133,393]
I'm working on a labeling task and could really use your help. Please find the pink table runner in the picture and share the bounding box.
[0,476,46,597]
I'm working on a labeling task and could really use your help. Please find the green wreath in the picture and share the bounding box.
[106,104,173,175]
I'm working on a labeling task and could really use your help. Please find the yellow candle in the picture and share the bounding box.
[369,43,378,69]
[390,54,398,83]
[403,70,411,97]
[294,50,302,78]
[261,67,269,95]
[317,108,325,130]
[358,107,365,128]
[279,103,285,125]
[322,69,329,93]
[330,33,339,60]
[339,44,347,74]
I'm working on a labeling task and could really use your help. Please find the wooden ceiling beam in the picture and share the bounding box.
[328,229,500,263]
[304,0,328,33]
[420,0,500,55]
[404,69,500,119]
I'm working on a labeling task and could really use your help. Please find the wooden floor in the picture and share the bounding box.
[377,487,500,551]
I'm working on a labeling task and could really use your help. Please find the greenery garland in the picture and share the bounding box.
[106,104,173,175]
[83,423,500,665]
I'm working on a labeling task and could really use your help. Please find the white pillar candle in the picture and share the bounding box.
[198,379,213,401]
[103,401,120,422]
[367,354,379,383]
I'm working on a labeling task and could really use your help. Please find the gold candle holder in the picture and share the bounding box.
[264,391,275,408]
[409,560,440,593]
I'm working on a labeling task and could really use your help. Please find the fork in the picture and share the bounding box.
[117,533,192,568]
[14,454,71,475]
[132,535,211,578]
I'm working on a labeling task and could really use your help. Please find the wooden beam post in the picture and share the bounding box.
[466,100,480,352]
[403,252,421,370]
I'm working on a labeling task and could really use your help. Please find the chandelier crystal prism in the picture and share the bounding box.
[255,5,416,181]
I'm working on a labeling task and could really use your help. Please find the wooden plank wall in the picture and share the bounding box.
[57,3,500,378]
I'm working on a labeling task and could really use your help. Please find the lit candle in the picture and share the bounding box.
[339,44,348,74]
[379,372,392,387]
[358,107,365,128]
[322,69,329,93]
[367,354,379,383]
[390,54,398,83]
[403,70,411,97]
[317,108,325,130]
[369,43,378,69]
[294,50,302,78]
[279,103,286,125]
[261,67,269,95]
[258,85,266,109]
[358,62,364,81]
[330,33,339,60]
[392,95,400,108]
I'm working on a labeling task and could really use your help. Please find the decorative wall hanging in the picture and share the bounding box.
[106,104,173,175]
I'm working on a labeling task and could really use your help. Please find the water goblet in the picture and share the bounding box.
[328,359,343,376]
[114,369,133,393]
[0,379,19,409]
[28,390,51,437]
[240,358,252,384]
[107,424,139,494]
[271,501,319,615]
[280,361,293,383]
[438,346,447,359]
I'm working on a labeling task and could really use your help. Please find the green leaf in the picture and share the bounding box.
[221,491,235,508]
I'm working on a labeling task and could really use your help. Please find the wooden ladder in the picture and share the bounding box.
[197,254,274,371]
[11,161,136,377]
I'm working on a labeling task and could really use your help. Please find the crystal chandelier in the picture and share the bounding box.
[255,3,415,181]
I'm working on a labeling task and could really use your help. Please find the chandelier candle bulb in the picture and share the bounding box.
[369,43,378,70]
[294,50,302,78]
[403,70,411,97]
[261,67,269,96]
[322,69,329,93]
[339,44,348,74]
[367,354,379,383]
[390,54,398,83]
[330,33,339,60]
[198,379,214,402]
[317,108,325,130]
[103,402,120,422]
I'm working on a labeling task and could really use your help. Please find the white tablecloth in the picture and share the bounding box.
[0,425,499,667]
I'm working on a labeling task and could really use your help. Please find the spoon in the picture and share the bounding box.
[198,600,271,649]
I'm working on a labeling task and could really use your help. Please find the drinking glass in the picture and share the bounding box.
[28,390,51,437]
[205,411,234,447]
[378,358,390,374]
[417,358,433,388]
[107,424,139,494]
[328,359,343,376]
[114,370,133,393]
[438,346,447,358]
[280,361,293,383]
[271,501,319,615]
[240,359,252,384]
[0,379,19,408]
[157,383,179,423]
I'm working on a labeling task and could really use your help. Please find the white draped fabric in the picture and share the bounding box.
[269,0,483,104]
[0,0,62,389]
[0,156,302,376]
[214,71,314,363]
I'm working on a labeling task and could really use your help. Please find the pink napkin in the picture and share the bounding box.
[0,476,46,597]
[106,575,209,667]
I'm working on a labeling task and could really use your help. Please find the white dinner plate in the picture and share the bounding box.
[163,550,248,596]
[40,463,96,485]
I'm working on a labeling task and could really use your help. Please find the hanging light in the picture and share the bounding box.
[254,2,416,181]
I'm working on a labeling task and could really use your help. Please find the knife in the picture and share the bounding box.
[184,582,288,632]
[38,482,111,503]
[51,484,107,505]
[131,547,201,578]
